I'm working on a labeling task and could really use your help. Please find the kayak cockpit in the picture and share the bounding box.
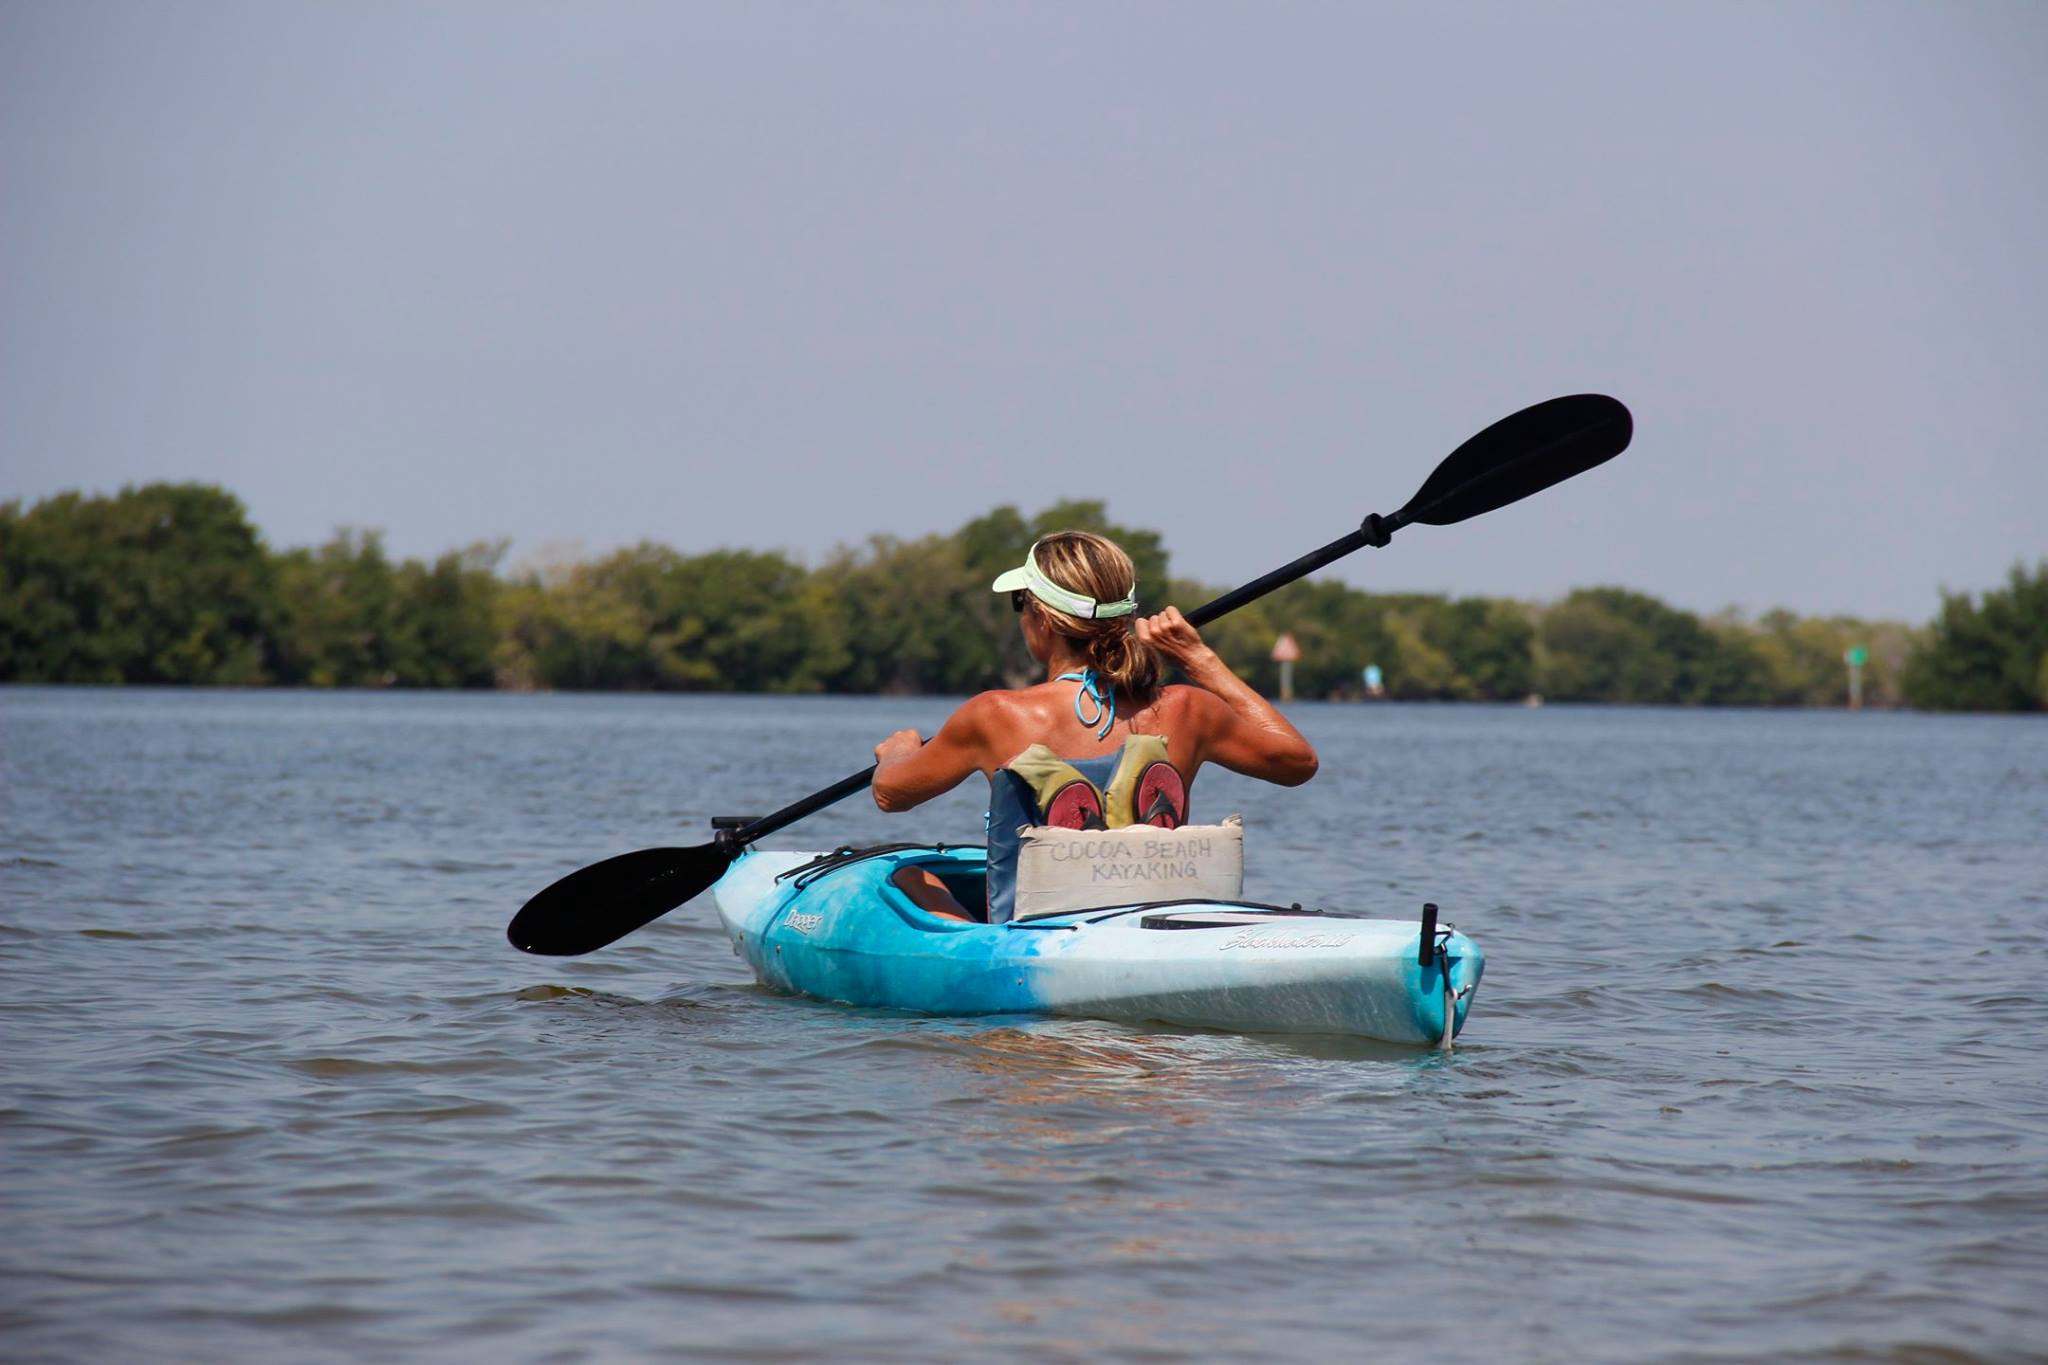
[777,843,994,929]
[910,865,989,921]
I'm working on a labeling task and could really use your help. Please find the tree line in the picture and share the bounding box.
[2,482,2041,711]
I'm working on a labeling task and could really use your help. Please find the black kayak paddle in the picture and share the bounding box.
[508,393,1632,955]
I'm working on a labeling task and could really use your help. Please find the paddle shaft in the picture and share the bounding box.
[723,513,1401,851]
[724,765,880,850]
[1184,513,1399,628]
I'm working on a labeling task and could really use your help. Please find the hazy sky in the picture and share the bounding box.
[3,1,2042,621]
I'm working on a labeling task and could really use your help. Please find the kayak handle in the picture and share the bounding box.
[1419,902,1439,966]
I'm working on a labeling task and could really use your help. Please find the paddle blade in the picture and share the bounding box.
[506,843,734,956]
[1398,394,1631,527]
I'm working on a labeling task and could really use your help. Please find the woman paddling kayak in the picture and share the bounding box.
[871,531,1318,921]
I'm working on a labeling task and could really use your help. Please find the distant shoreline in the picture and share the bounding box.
[5,482,2040,712]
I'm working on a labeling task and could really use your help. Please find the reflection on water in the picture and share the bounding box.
[953,1027,1250,1191]
[2,689,2045,1362]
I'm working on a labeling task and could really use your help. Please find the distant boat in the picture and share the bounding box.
[1523,693,1544,708]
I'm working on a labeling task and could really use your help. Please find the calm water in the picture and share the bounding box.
[3,688,2044,1362]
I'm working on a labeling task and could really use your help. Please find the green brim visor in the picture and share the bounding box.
[990,542,1138,620]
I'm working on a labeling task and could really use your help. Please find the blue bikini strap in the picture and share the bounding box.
[1057,669,1115,740]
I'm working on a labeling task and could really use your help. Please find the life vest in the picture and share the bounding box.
[984,733,1188,923]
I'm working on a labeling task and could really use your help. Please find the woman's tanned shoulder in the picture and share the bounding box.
[954,688,1053,746]
[1156,683,1226,720]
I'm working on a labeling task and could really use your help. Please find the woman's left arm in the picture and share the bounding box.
[872,693,997,812]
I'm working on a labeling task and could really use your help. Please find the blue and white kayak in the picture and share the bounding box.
[711,845,1484,1045]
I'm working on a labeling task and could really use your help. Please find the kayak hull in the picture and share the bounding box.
[711,847,1484,1045]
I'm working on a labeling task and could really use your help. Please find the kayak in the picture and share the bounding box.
[711,844,1484,1045]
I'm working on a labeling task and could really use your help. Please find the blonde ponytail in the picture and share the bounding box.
[1027,532,1162,706]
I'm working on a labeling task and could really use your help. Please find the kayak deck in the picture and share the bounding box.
[711,846,1484,1045]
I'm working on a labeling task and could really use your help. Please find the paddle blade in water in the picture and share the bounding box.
[506,844,734,956]
[1398,394,1631,527]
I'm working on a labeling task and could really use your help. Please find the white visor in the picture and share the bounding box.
[991,541,1138,620]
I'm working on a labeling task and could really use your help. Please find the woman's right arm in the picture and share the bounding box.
[872,692,1002,811]
[1136,607,1319,786]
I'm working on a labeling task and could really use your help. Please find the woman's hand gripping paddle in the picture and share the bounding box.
[507,394,1632,955]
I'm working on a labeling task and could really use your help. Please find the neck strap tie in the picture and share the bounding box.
[1058,669,1115,740]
